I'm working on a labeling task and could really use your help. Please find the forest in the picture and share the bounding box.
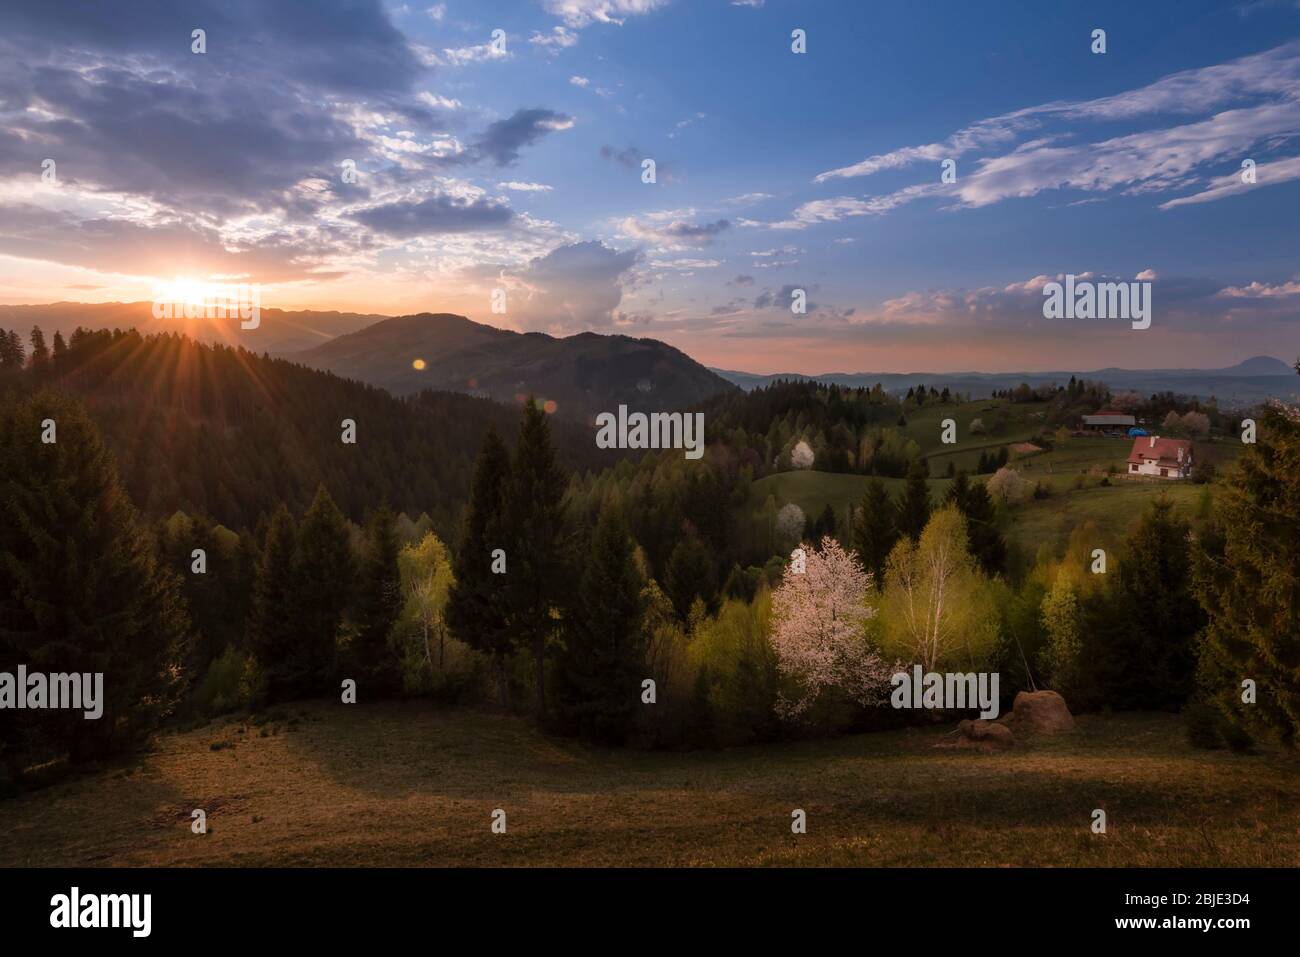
[0,326,1297,787]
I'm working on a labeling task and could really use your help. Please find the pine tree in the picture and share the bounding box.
[896,458,932,541]
[446,426,513,705]
[290,485,354,697]
[247,505,298,700]
[555,504,646,743]
[1194,403,1300,744]
[944,470,1007,576]
[29,326,49,371]
[504,400,569,721]
[851,477,898,584]
[0,390,190,763]
[352,504,402,694]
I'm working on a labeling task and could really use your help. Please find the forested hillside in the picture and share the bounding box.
[0,326,607,535]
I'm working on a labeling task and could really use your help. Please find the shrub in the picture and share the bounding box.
[191,645,248,717]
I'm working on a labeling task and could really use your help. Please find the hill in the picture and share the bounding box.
[713,356,1299,406]
[0,300,385,354]
[294,313,738,419]
[1,329,608,535]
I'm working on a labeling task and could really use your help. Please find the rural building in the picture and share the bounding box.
[1127,435,1193,479]
[1080,409,1137,432]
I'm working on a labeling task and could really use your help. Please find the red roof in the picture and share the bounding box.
[1128,435,1193,468]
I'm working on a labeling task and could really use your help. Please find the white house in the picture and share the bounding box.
[1127,435,1193,479]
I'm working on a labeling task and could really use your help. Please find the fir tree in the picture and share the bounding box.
[896,458,932,541]
[943,470,1007,576]
[29,326,49,371]
[247,505,298,700]
[1194,403,1300,744]
[850,477,898,584]
[446,426,513,705]
[291,485,354,697]
[504,400,569,721]
[665,532,717,620]
[555,504,646,743]
[352,504,402,694]
[0,390,190,763]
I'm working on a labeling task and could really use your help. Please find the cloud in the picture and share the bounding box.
[815,41,1300,184]
[620,217,731,245]
[499,240,640,331]
[0,203,342,282]
[442,37,510,66]
[544,0,669,29]
[768,186,940,229]
[802,41,1300,218]
[498,181,554,192]
[473,109,574,166]
[600,144,645,169]
[347,192,513,236]
[530,26,579,52]
[1160,154,1300,208]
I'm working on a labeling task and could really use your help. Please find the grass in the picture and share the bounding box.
[754,426,1239,558]
[0,703,1295,867]
[752,470,950,520]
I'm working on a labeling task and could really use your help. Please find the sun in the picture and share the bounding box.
[156,277,215,307]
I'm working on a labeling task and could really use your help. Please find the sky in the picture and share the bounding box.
[0,0,1298,374]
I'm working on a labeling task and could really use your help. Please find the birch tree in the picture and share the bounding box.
[878,506,1000,671]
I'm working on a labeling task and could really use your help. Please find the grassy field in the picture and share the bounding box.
[754,425,1241,559]
[1,703,1295,867]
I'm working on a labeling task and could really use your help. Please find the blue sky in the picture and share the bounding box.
[1,0,1298,372]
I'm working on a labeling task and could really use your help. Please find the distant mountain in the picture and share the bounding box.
[295,313,738,419]
[0,301,385,353]
[712,356,1299,407]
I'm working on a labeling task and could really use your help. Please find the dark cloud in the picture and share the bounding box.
[730,274,755,286]
[600,145,645,169]
[347,194,513,237]
[660,219,730,241]
[472,109,574,167]
[755,283,816,311]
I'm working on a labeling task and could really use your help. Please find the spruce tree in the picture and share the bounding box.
[29,327,49,371]
[1083,497,1203,710]
[446,426,513,705]
[944,470,1007,576]
[896,458,932,541]
[291,484,353,697]
[0,390,190,763]
[248,505,298,700]
[665,533,717,620]
[352,504,402,694]
[555,504,646,743]
[504,400,569,721]
[1194,403,1300,744]
[851,477,897,585]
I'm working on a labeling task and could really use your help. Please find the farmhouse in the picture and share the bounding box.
[1080,409,1136,433]
[1127,435,1193,479]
